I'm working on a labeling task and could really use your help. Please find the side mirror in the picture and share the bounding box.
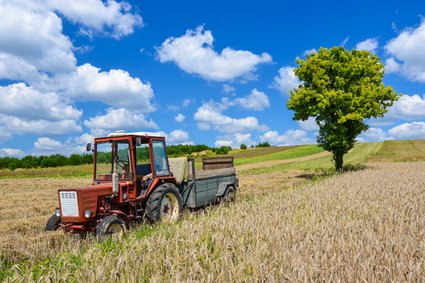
[136,137,142,146]
[86,143,92,152]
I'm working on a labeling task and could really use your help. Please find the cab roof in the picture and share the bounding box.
[107,131,164,138]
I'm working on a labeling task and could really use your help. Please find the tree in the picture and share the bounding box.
[287,47,399,172]
[240,144,247,150]
[256,142,271,148]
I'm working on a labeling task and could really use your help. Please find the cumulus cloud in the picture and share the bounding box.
[386,94,425,120]
[388,122,425,140]
[168,129,190,143]
[175,113,186,123]
[50,63,155,111]
[0,3,76,82]
[357,127,388,142]
[235,89,270,111]
[384,57,402,74]
[215,133,252,148]
[84,108,157,136]
[0,83,81,121]
[356,38,379,52]
[272,66,300,95]
[7,0,142,39]
[0,148,24,158]
[194,101,267,134]
[0,115,81,135]
[33,134,94,155]
[303,48,317,56]
[157,26,272,81]
[385,20,425,82]
[260,129,314,146]
[298,117,319,132]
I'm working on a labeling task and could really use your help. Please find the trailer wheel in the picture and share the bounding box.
[45,214,61,231]
[223,186,236,203]
[145,184,182,223]
[96,215,126,239]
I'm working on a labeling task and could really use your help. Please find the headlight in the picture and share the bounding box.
[55,208,60,217]
[84,209,92,218]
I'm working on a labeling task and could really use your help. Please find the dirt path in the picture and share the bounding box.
[236,151,331,171]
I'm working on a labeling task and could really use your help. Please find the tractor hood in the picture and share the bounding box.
[58,183,113,223]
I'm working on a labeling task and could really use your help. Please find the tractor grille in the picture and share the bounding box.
[60,191,79,217]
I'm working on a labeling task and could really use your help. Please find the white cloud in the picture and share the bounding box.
[8,0,142,39]
[0,3,76,81]
[0,115,81,135]
[214,139,233,148]
[356,38,378,52]
[84,108,157,136]
[168,130,189,143]
[272,66,300,95]
[298,117,319,132]
[303,49,317,56]
[235,89,270,111]
[0,83,81,121]
[260,129,314,146]
[357,127,388,142]
[385,20,425,82]
[388,122,425,140]
[223,84,236,93]
[384,57,402,74]
[51,63,155,111]
[194,101,267,134]
[386,94,425,120]
[175,113,186,123]
[157,26,272,81]
[0,148,24,158]
[33,134,93,155]
[215,133,252,148]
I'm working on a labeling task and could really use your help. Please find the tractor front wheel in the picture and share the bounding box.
[145,184,183,223]
[96,215,126,239]
[45,214,61,231]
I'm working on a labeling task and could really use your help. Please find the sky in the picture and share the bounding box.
[1,0,425,157]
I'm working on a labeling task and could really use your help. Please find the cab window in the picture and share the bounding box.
[152,140,170,176]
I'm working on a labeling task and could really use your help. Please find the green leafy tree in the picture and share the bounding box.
[287,47,399,171]
[240,144,247,150]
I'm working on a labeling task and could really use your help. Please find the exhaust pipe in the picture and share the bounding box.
[112,172,119,194]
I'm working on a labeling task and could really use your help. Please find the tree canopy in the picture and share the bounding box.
[287,46,399,171]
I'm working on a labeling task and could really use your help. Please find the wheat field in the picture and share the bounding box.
[1,162,424,281]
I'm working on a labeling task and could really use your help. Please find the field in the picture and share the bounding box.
[1,140,425,281]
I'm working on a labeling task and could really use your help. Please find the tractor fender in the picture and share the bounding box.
[216,182,235,197]
[109,210,130,228]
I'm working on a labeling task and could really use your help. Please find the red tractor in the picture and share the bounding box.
[46,132,238,237]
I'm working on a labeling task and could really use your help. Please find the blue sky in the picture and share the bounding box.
[1,0,425,157]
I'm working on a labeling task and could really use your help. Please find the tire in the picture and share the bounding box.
[223,186,236,203]
[96,215,126,239]
[145,183,183,223]
[45,214,61,231]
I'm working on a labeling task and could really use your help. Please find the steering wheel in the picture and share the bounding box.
[117,160,129,168]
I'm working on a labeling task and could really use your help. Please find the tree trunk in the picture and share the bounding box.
[332,151,344,172]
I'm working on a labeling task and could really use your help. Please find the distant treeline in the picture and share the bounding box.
[0,154,94,170]
[0,144,217,170]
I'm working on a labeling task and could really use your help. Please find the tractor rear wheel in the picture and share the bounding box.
[45,214,61,231]
[145,183,182,223]
[96,215,126,239]
[223,186,236,203]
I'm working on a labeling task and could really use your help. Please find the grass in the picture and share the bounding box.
[245,142,382,174]
[233,145,324,166]
[0,164,93,179]
[367,139,425,162]
[3,162,425,281]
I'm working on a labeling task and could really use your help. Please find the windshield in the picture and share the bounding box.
[95,140,133,181]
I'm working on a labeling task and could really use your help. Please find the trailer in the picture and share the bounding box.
[45,132,238,238]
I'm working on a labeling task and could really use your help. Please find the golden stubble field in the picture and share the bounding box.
[1,162,425,281]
